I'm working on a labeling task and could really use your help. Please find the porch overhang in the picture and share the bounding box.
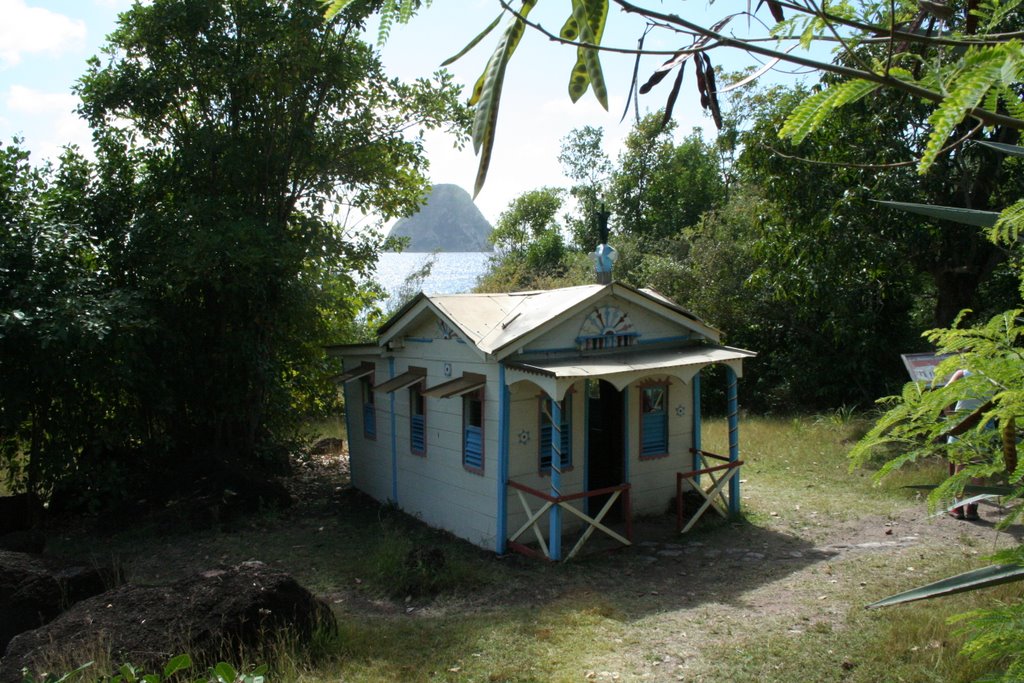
[503,344,755,399]
[423,372,487,399]
[333,361,376,384]
[375,366,427,393]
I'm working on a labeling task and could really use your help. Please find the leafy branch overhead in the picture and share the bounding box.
[331,1,1024,193]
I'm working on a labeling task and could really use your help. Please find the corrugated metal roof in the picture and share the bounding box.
[504,345,755,380]
[430,285,603,354]
[378,282,720,358]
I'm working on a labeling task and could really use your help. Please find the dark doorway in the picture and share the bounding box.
[587,379,625,519]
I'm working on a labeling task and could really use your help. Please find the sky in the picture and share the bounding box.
[0,0,801,225]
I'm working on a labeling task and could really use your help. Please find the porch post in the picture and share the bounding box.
[692,371,702,483]
[388,357,398,503]
[726,365,740,514]
[496,365,510,554]
[549,398,563,561]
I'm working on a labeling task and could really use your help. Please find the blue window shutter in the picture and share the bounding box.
[363,404,376,439]
[539,398,572,471]
[640,385,667,456]
[464,425,483,469]
[410,414,425,454]
[641,412,667,454]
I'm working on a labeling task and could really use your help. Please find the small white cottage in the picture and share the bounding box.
[330,281,754,560]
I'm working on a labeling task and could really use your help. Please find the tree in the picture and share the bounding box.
[609,114,725,245]
[0,144,147,494]
[2,0,467,503]
[479,187,594,291]
[558,125,611,250]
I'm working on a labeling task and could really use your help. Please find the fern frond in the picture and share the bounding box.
[990,199,1024,246]
[779,78,880,143]
[920,51,1004,171]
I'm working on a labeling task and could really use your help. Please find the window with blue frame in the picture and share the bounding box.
[361,376,376,440]
[539,396,571,472]
[640,383,668,457]
[462,389,484,472]
[409,382,426,456]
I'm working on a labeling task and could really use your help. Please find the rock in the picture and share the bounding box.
[0,494,43,535]
[0,562,333,682]
[309,438,344,455]
[0,551,114,654]
[387,184,493,252]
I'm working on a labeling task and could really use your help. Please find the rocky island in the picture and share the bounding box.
[387,184,492,252]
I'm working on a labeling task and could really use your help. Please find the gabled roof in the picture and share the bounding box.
[377,282,721,360]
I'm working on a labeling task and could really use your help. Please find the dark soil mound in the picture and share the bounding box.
[0,562,333,682]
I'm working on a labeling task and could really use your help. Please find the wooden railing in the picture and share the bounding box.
[676,448,743,533]
[506,480,633,561]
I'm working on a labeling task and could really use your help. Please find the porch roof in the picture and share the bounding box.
[503,344,755,398]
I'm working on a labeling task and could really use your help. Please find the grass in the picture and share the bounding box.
[43,414,1021,682]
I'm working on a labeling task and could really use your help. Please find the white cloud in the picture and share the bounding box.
[0,0,87,68]
[5,85,92,160]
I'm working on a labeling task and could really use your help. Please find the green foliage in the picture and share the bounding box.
[558,125,611,249]
[483,187,577,289]
[777,78,881,143]
[0,143,149,494]
[323,0,430,44]
[1,0,467,504]
[609,115,726,246]
[849,309,1023,513]
[466,0,537,195]
[25,655,269,683]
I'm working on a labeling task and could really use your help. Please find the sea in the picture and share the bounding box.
[374,251,492,308]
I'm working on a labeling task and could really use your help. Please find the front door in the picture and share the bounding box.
[587,379,625,519]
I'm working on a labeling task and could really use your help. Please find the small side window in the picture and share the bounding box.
[462,389,484,472]
[410,382,426,456]
[361,376,376,440]
[640,384,667,458]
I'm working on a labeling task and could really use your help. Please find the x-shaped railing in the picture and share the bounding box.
[507,480,633,561]
[676,449,743,533]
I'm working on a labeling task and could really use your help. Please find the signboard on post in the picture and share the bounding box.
[900,352,952,385]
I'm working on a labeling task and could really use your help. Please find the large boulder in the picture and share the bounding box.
[0,551,113,654]
[0,562,333,682]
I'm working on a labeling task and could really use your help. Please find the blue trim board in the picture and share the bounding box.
[520,346,577,355]
[637,335,691,346]
[496,365,510,554]
[726,366,740,514]
[405,337,434,343]
[389,357,398,503]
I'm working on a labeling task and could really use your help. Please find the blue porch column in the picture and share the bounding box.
[549,398,563,561]
[726,365,740,514]
[496,365,510,554]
